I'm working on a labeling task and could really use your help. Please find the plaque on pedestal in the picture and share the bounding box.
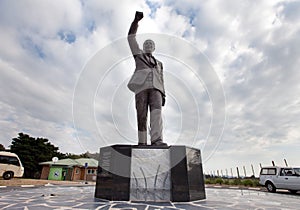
[94,145,206,202]
[130,148,171,201]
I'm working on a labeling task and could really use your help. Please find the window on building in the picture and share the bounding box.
[88,169,96,174]
[75,168,79,174]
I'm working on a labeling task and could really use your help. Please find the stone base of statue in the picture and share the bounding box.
[94,144,206,202]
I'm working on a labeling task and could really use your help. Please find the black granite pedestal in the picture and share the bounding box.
[94,145,206,202]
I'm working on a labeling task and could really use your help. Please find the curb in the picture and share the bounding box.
[20,185,35,188]
[205,185,262,191]
[0,183,96,189]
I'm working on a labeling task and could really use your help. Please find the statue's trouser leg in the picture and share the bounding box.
[135,90,148,144]
[148,89,163,143]
[135,88,163,144]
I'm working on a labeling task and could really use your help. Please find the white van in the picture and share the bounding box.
[0,151,24,180]
[259,166,300,194]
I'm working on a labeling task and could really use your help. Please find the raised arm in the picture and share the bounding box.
[128,11,143,56]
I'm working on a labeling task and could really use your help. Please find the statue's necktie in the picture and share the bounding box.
[147,55,156,67]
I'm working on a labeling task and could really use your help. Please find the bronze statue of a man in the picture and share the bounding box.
[127,11,167,146]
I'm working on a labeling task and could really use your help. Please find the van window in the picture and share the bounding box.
[280,168,294,176]
[261,168,276,175]
[294,168,300,175]
[0,155,20,166]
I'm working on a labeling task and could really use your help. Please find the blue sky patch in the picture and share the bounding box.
[58,30,76,44]
[146,0,161,18]
[86,20,96,33]
[21,37,46,59]
[175,8,197,27]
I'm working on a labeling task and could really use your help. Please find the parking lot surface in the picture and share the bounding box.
[0,186,299,209]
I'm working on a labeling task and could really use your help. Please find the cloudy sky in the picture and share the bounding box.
[1,0,300,176]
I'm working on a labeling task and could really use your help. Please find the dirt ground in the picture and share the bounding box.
[0,178,94,186]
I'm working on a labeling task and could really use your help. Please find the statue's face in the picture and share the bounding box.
[143,39,155,53]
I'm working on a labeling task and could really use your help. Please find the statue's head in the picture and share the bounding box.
[143,39,155,53]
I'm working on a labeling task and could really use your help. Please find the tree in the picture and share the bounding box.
[65,151,91,159]
[10,133,66,178]
[0,144,5,151]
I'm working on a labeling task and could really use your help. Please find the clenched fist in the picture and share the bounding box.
[134,11,143,22]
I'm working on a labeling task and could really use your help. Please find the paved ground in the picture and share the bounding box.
[0,186,299,209]
[0,179,91,187]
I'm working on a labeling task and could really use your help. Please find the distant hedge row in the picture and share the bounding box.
[205,178,260,187]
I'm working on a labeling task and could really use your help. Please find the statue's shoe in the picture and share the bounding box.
[151,140,168,146]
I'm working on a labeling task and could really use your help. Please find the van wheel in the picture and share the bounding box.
[266,182,276,192]
[289,190,297,194]
[3,171,14,180]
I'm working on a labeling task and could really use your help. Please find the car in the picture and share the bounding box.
[259,166,300,194]
[0,151,24,180]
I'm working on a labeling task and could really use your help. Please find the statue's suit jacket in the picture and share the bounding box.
[127,21,165,96]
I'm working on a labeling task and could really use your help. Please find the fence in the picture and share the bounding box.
[205,159,290,179]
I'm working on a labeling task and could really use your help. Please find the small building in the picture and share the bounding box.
[39,158,98,182]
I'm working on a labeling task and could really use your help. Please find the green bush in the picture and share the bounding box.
[205,178,216,184]
[232,179,242,185]
[215,178,224,185]
[224,179,230,185]
[205,179,212,184]
[204,178,210,184]
[251,179,260,187]
[242,179,253,186]
[205,178,260,187]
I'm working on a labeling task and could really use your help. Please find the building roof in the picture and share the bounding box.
[39,158,98,167]
[75,158,98,167]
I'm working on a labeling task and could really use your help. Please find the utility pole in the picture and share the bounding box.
[284,159,288,167]
[251,164,255,178]
[243,166,247,177]
[236,167,240,179]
